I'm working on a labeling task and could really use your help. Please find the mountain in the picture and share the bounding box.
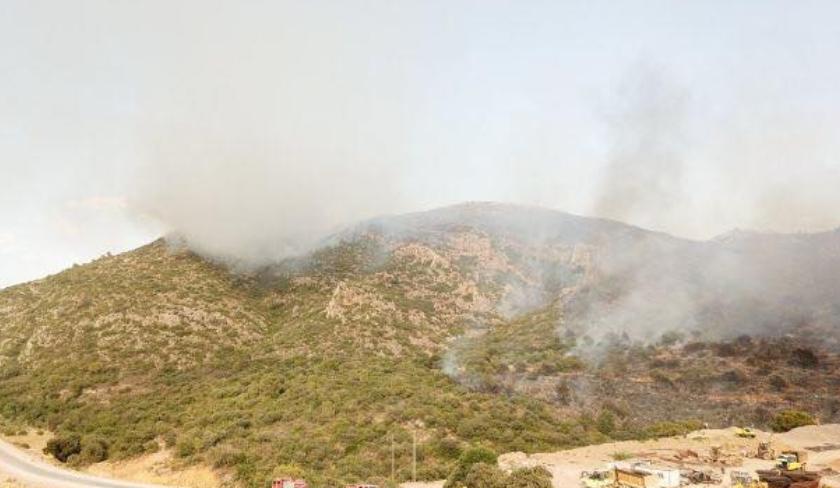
[1,202,839,487]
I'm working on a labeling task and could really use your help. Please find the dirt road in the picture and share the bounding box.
[0,439,169,488]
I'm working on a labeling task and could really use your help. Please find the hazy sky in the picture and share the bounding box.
[3,0,840,287]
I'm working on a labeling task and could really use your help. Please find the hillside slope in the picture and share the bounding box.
[1,202,839,487]
[0,220,604,487]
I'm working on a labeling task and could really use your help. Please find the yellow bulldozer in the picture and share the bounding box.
[775,450,808,471]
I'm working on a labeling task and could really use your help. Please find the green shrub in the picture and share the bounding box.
[611,451,633,461]
[506,466,553,488]
[432,437,463,460]
[79,435,109,464]
[44,434,82,462]
[770,409,816,432]
[162,431,177,448]
[175,436,197,458]
[444,446,498,488]
[208,445,248,468]
[596,411,616,435]
[463,463,506,488]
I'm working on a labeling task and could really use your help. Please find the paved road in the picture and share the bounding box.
[0,439,170,488]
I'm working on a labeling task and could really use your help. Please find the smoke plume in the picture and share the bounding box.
[119,4,840,269]
[593,64,690,233]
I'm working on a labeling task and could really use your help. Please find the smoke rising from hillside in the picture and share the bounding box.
[593,65,690,232]
[134,123,408,266]
[131,60,840,269]
[5,1,840,287]
[117,2,840,268]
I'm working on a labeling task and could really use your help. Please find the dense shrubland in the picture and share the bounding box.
[2,205,837,487]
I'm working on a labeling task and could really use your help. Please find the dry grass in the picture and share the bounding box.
[85,449,222,488]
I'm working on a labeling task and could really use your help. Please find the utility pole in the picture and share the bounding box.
[390,432,395,483]
[412,428,417,482]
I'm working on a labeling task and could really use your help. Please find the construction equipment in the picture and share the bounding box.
[775,451,808,471]
[580,469,614,488]
[730,470,769,488]
[756,442,775,460]
[736,427,757,438]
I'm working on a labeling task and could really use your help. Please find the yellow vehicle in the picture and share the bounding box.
[735,427,757,438]
[775,450,808,471]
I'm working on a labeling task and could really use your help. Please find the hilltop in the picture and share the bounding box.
[1,202,839,487]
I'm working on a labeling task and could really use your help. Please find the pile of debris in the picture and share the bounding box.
[680,468,722,484]
[756,469,821,488]
[660,445,743,467]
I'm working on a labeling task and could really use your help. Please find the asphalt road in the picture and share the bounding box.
[0,439,169,488]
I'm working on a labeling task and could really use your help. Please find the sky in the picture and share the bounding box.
[2,0,840,287]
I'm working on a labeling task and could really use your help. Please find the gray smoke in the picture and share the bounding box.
[6,1,840,289]
[593,64,690,233]
[119,5,840,270]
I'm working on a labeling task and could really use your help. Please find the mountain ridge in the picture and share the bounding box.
[1,202,839,487]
